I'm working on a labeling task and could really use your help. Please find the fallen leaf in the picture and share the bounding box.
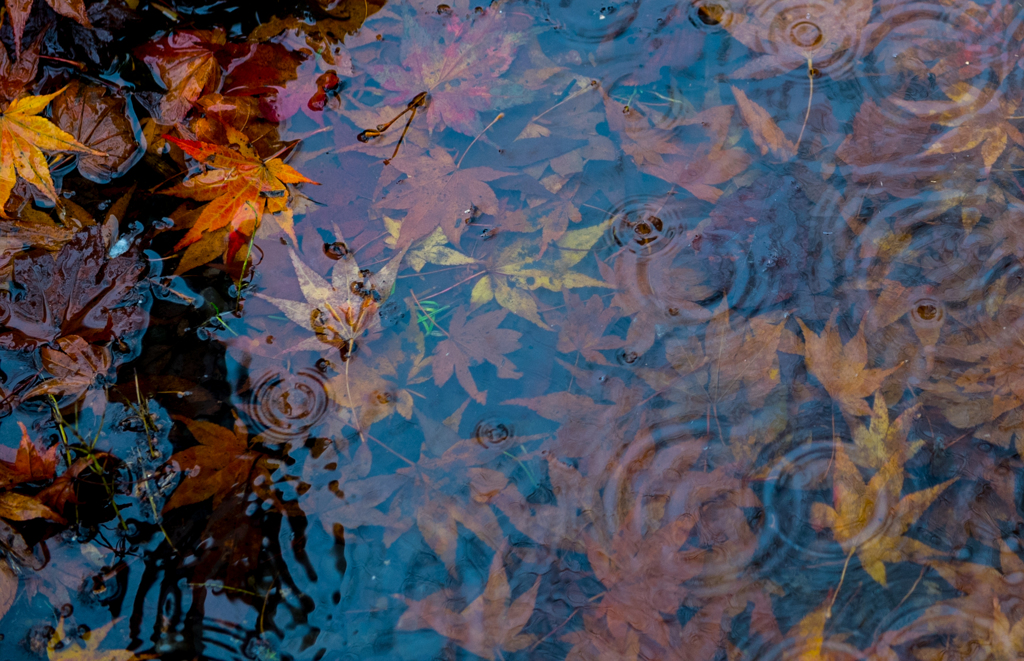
[7,0,90,56]
[810,442,954,586]
[0,491,65,524]
[0,87,104,214]
[798,315,898,418]
[257,245,405,351]
[396,550,540,660]
[162,417,268,513]
[370,11,524,135]
[432,306,521,404]
[135,30,227,124]
[377,148,507,248]
[23,335,112,403]
[731,86,796,160]
[50,81,145,184]
[47,617,150,661]
[164,129,316,250]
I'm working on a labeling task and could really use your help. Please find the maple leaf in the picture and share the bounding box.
[797,315,898,418]
[47,617,151,661]
[0,87,103,214]
[24,335,112,403]
[715,0,871,78]
[432,306,521,404]
[470,224,611,328]
[396,549,540,660]
[894,84,1024,174]
[0,225,149,350]
[164,131,316,250]
[370,11,523,135]
[256,246,405,351]
[544,291,623,365]
[603,96,750,203]
[643,302,784,424]
[50,81,145,184]
[0,559,14,624]
[0,35,40,103]
[0,491,65,524]
[0,422,57,488]
[136,30,227,125]
[848,392,921,470]
[587,511,704,647]
[376,148,507,249]
[490,453,595,551]
[300,437,397,538]
[810,442,954,586]
[7,0,90,57]
[162,417,271,513]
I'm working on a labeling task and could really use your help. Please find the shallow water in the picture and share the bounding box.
[3,0,1024,658]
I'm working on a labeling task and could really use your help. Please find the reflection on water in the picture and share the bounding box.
[6,0,1024,657]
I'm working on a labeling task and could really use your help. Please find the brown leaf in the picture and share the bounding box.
[0,560,15,625]
[798,315,898,418]
[51,81,144,184]
[432,307,522,404]
[545,291,623,365]
[163,417,263,512]
[135,30,226,124]
[24,335,111,403]
[731,86,796,160]
[377,149,507,248]
[0,491,65,524]
[397,550,540,660]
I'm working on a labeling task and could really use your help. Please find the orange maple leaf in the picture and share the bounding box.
[164,132,316,250]
[797,315,898,417]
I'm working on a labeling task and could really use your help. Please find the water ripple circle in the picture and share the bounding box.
[247,369,329,442]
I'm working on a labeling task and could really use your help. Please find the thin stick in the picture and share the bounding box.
[795,56,814,151]
[456,113,504,170]
[827,547,855,618]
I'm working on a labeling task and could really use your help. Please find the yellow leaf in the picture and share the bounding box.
[471,275,494,307]
[407,227,477,272]
[0,86,103,214]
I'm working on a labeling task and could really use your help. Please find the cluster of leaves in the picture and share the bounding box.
[4,0,1024,657]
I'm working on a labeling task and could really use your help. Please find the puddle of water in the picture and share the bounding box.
[4,0,1024,658]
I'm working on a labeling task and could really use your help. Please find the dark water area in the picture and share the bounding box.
[2,0,1024,658]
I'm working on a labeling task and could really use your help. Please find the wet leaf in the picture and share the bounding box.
[371,11,524,135]
[731,86,796,160]
[163,129,316,250]
[24,335,112,403]
[50,81,144,184]
[163,417,267,512]
[798,315,898,418]
[135,30,227,125]
[396,549,540,660]
[377,148,507,249]
[810,442,954,586]
[0,87,104,214]
[47,617,149,661]
[431,306,521,404]
[7,0,90,56]
[257,245,405,350]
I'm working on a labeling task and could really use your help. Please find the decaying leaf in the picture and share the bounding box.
[396,550,540,660]
[257,246,405,351]
[810,442,954,586]
[798,316,898,418]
